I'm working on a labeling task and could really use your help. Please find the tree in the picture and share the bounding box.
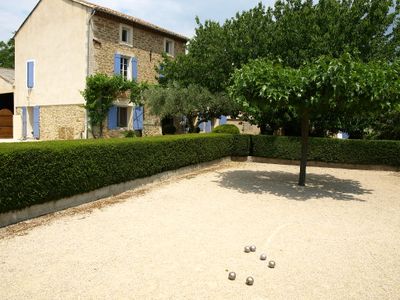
[160,0,399,132]
[144,83,238,133]
[0,38,15,68]
[230,54,400,186]
[82,74,141,138]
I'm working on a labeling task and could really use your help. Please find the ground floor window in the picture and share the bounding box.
[117,107,128,128]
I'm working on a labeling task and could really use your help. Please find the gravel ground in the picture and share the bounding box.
[1,162,399,300]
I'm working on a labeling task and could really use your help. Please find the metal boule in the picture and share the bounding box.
[246,276,254,286]
[250,245,256,252]
[244,246,251,253]
[260,253,267,261]
[228,272,236,280]
[268,261,276,268]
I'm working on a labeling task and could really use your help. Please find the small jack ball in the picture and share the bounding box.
[246,276,254,286]
[260,253,267,261]
[268,261,276,268]
[250,245,256,252]
[244,246,251,253]
[228,272,236,280]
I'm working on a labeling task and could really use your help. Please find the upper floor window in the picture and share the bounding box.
[27,60,35,89]
[120,25,133,46]
[164,39,175,56]
[120,56,129,79]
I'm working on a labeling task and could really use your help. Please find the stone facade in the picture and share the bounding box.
[40,105,86,140]
[91,15,186,137]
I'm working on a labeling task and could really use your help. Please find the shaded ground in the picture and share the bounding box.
[0,162,399,299]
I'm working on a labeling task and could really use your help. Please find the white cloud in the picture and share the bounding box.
[0,0,277,41]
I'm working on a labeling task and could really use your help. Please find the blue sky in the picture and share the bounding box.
[0,0,277,41]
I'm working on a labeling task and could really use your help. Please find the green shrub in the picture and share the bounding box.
[231,134,251,156]
[123,130,136,138]
[252,135,400,166]
[0,134,234,214]
[212,124,240,134]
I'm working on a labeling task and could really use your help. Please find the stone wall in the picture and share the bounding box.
[91,15,186,136]
[40,105,86,140]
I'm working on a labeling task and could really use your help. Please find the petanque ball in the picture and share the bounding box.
[228,272,236,280]
[250,245,256,252]
[246,276,254,286]
[244,246,251,253]
[268,261,276,268]
[260,253,267,261]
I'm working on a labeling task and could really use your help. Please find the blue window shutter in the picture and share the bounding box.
[114,54,121,75]
[206,120,212,133]
[33,106,40,139]
[27,62,34,88]
[108,106,118,129]
[131,57,138,81]
[133,106,144,130]
[22,107,27,138]
[220,115,227,125]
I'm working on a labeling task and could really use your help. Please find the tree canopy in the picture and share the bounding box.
[229,54,400,185]
[0,38,14,69]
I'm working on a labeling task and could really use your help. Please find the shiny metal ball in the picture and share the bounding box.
[246,276,254,286]
[228,272,236,280]
[260,253,267,261]
[244,246,251,253]
[250,245,256,252]
[268,261,276,268]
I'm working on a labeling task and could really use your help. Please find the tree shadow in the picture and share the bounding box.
[215,170,372,202]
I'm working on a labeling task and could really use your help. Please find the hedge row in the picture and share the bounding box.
[251,135,400,166]
[0,134,248,214]
[1,134,398,214]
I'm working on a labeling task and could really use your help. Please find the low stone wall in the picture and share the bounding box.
[40,105,86,140]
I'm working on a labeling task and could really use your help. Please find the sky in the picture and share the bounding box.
[0,0,277,42]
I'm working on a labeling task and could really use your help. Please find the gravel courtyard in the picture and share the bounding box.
[1,162,399,299]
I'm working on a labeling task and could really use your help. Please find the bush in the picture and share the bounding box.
[0,134,234,214]
[252,135,400,166]
[212,124,240,134]
[123,130,136,138]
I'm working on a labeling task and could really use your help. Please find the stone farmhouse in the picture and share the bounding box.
[13,0,188,140]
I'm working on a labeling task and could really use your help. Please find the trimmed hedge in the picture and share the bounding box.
[0,134,236,214]
[212,124,240,134]
[252,135,400,166]
[1,134,399,214]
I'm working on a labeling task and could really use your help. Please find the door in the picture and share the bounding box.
[0,109,13,138]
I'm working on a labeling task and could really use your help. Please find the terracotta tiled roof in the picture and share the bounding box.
[0,68,15,84]
[72,0,189,42]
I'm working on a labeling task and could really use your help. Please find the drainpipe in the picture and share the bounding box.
[84,8,96,139]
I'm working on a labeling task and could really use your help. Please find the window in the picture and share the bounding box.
[120,25,133,45]
[120,57,129,79]
[117,107,128,128]
[164,39,175,56]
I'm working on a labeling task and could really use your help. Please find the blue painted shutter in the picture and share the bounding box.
[33,106,40,139]
[114,54,121,75]
[131,57,138,81]
[220,115,227,125]
[108,106,118,129]
[22,107,27,138]
[205,120,212,133]
[159,65,165,79]
[133,106,144,130]
[27,61,34,88]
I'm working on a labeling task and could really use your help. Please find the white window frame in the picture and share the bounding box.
[119,24,133,46]
[164,38,175,56]
[119,56,131,80]
[26,59,36,89]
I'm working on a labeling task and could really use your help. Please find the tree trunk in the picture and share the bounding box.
[99,121,103,138]
[298,109,310,186]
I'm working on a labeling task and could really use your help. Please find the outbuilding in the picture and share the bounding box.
[0,68,14,139]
